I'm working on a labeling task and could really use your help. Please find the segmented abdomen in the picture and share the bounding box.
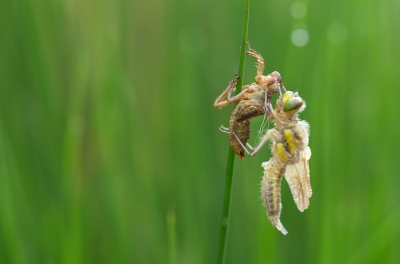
[229,117,251,159]
[261,156,288,235]
[229,94,266,159]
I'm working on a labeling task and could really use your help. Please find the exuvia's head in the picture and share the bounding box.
[271,71,282,84]
[282,91,305,114]
[261,71,283,93]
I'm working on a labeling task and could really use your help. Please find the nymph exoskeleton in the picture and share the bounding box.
[213,43,285,159]
[236,91,312,234]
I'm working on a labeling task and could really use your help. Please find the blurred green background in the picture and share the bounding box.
[1,0,400,263]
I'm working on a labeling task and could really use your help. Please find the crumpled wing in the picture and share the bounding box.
[285,146,312,212]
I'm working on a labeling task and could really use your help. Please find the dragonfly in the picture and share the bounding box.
[235,90,312,234]
[213,43,285,159]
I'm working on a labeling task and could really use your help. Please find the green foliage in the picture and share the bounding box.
[1,0,400,263]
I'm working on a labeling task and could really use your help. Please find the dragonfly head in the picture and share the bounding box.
[282,91,305,114]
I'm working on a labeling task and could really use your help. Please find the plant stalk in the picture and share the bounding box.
[216,0,250,263]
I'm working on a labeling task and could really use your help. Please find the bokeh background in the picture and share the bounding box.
[1,0,400,263]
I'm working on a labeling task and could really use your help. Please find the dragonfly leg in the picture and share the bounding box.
[250,129,281,157]
[229,132,254,156]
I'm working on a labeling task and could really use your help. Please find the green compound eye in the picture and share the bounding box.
[283,92,304,113]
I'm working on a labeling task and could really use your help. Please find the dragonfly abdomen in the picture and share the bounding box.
[261,157,288,235]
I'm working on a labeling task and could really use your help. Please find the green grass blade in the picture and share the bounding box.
[216,0,250,263]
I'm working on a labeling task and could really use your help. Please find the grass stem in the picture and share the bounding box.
[216,0,250,263]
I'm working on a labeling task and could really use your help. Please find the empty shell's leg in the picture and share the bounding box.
[214,75,250,108]
[219,125,230,133]
[246,42,265,81]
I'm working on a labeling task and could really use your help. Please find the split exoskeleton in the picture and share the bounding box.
[213,44,312,235]
[213,43,285,159]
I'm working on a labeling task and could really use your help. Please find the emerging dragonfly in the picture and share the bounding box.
[236,91,312,234]
[213,43,285,159]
